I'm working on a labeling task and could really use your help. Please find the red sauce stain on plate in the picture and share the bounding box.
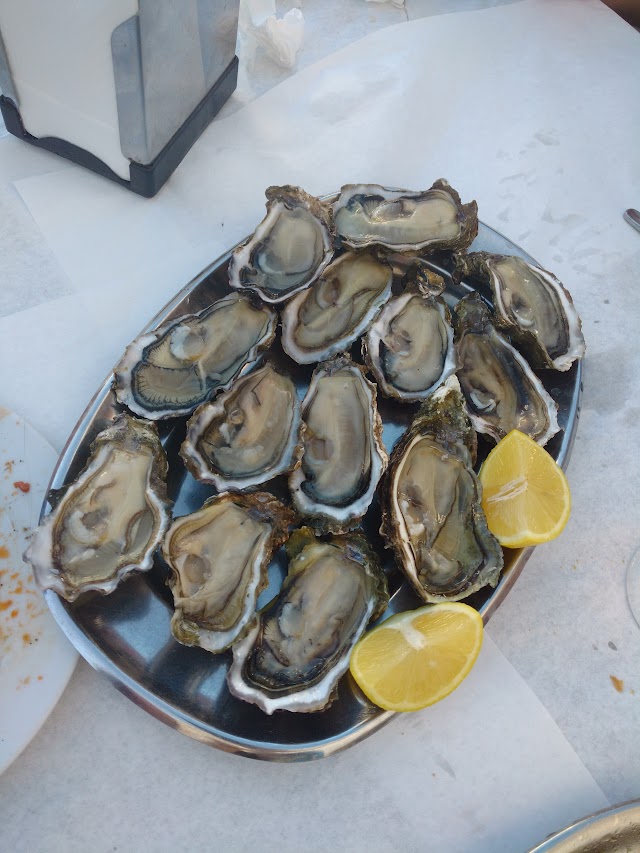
[13,481,30,493]
[0,546,9,558]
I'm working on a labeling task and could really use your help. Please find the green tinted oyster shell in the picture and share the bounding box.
[228,185,335,304]
[25,414,171,601]
[381,376,503,603]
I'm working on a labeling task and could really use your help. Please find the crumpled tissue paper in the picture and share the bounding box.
[239,0,305,69]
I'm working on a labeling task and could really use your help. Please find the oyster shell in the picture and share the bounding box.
[164,492,295,654]
[454,293,560,445]
[363,265,457,401]
[180,362,302,491]
[281,250,392,364]
[289,354,388,533]
[453,252,585,371]
[114,293,277,420]
[332,179,478,252]
[381,376,503,603]
[24,415,171,601]
[228,185,335,304]
[227,527,389,714]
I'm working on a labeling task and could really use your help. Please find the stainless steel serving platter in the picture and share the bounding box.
[526,799,640,852]
[42,220,582,761]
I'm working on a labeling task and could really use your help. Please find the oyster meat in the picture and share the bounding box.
[25,415,171,601]
[180,362,302,491]
[228,185,335,303]
[289,354,388,532]
[227,527,389,714]
[164,492,295,654]
[114,293,277,420]
[454,252,585,371]
[363,265,457,401]
[281,250,392,364]
[381,376,503,603]
[454,293,560,445]
[332,179,478,252]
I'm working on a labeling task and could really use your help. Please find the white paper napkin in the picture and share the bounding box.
[0,636,608,853]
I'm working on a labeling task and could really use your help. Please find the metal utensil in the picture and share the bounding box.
[624,208,640,232]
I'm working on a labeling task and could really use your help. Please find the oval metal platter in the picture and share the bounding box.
[526,799,640,853]
[42,219,582,761]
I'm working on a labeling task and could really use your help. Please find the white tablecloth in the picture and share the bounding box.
[0,1,638,850]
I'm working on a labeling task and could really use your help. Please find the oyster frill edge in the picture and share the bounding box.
[227,526,389,714]
[380,376,503,604]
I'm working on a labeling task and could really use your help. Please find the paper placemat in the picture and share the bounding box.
[1,0,639,808]
[0,635,608,853]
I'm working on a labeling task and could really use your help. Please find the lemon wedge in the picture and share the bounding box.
[479,428,571,548]
[349,603,483,712]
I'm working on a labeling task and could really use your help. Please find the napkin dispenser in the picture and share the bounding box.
[0,0,240,197]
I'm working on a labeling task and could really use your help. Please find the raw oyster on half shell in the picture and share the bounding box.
[363,265,457,401]
[180,361,302,491]
[227,527,389,714]
[454,293,560,445]
[164,492,295,654]
[228,185,335,304]
[281,250,392,364]
[25,415,171,601]
[114,293,277,419]
[453,252,585,371]
[332,179,478,252]
[289,354,388,533]
[381,376,503,603]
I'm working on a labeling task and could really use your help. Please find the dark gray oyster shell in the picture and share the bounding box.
[381,376,503,603]
[163,492,296,654]
[454,293,560,445]
[228,185,335,303]
[363,265,457,401]
[113,293,277,420]
[226,527,389,714]
[289,354,388,533]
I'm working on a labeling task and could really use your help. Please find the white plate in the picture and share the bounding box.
[0,407,77,775]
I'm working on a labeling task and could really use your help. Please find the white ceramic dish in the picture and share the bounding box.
[0,408,77,775]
